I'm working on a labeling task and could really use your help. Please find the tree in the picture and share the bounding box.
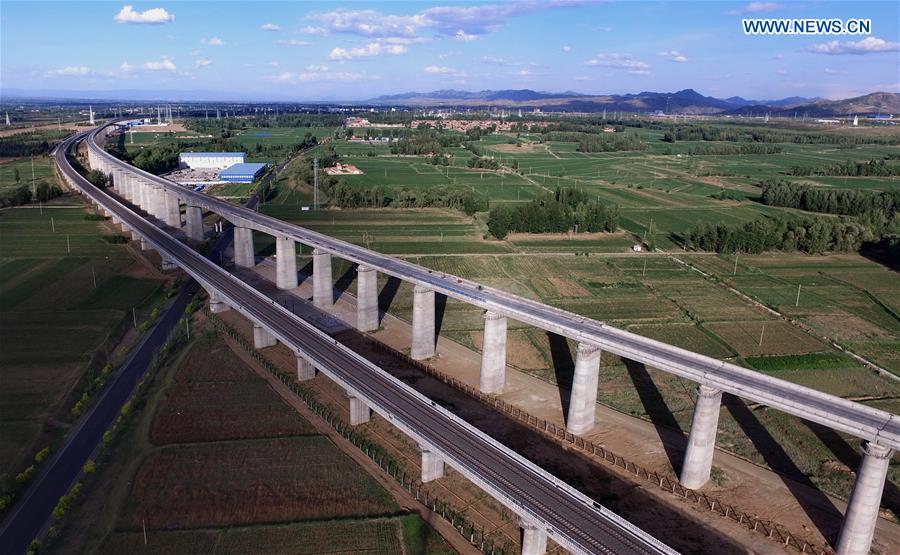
[13,168,20,182]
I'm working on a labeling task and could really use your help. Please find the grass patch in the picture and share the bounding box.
[745,352,857,372]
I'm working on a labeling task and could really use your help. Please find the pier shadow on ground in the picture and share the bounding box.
[378,276,402,315]
[333,265,356,303]
[804,420,900,522]
[725,395,842,541]
[624,358,686,473]
[435,293,448,338]
[547,332,575,424]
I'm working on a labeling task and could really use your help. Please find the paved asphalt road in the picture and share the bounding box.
[77,132,676,554]
[0,139,254,554]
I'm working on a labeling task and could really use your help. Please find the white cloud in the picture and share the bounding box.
[593,26,612,32]
[806,36,900,55]
[775,69,789,76]
[269,70,375,84]
[584,53,651,75]
[481,56,511,66]
[727,2,780,16]
[306,64,329,72]
[438,50,462,59]
[301,26,328,35]
[424,65,453,73]
[308,3,568,42]
[274,39,311,46]
[114,5,175,25]
[203,36,225,46]
[454,29,477,42]
[517,69,531,76]
[329,42,407,60]
[267,61,280,67]
[823,67,844,75]
[423,65,466,78]
[657,50,688,63]
[120,56,177,73]
[46,66,92,77]
[260,23,281,31]
[562,45,572,53]
[194,58,212,68]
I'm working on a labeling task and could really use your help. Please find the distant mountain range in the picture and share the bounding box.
[369,88,899,117]
[2,87,897,117]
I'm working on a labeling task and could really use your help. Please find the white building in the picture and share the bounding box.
[179,152,246,170]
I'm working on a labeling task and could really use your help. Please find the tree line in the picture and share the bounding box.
[760,179,899,218]
[541,131,646,153]
[0,129,73,157]
[788,158,900,177]
[487,187,620,239]
[669,141,782,155]
[659,123,900,145]
[683,216,877,255]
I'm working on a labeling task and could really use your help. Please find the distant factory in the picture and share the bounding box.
[165,151,269,185]
[179,152,247,170]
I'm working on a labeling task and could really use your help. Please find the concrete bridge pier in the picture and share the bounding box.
[411,286,436,360]
[163,190,181,228]
[208,291,230,313]
[253,324,277,349]
[835,442,894,555]
[124,174,135,201]
[519,518,548,555]
[479,310,508,393]
[679,384,723,489]
[140,238,150,251]
[275,236,298,290]
[296,354,316,381]
[138,180,150,212]
[185,205,204,241]
[566,343,602,434]
[161,257,177,272]
[150,186,166,221]
[420,446,445,482]
[349,395,371,425]
[233,226,255,268]
[356,265,379,332]
[312,248,333,308]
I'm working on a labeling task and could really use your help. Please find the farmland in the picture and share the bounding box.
[57,334,455,554]
[0,203,165,494]
[250,118,900,509]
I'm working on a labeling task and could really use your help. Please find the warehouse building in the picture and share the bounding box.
[179,152,246,170]
[219,162,270,183]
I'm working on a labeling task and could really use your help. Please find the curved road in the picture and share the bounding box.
[86,125,900,452]
[70,132,675,554]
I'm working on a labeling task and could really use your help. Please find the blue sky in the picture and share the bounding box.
[2,1,898,101]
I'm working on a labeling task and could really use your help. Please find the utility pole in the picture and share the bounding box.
[66,234,70,253]
[733,252,739,275]
[51,217,55,232]
[31,155,36,199]
[795,283,802,307]
[133,307,138,328]
[313,157,319,209]
[758,323,766,347]
[92,266,97,289]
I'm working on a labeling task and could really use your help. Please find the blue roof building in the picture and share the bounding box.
[219,162,269,183]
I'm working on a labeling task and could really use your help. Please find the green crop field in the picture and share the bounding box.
[0,156,56,194]
[100,515,445,555]
[0,203,164,487]
[63,337,455,554]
